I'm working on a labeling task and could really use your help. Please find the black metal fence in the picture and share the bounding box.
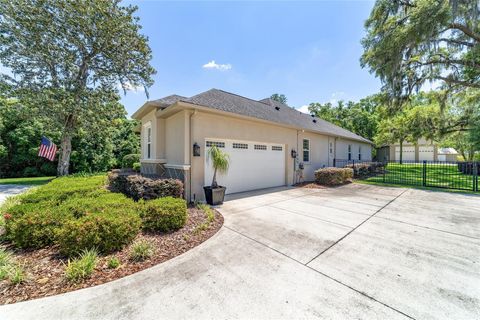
[334,159,479,192]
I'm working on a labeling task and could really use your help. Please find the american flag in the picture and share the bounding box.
[38,137,57,161]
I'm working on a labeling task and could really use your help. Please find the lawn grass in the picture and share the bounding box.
[362,162,478,193]
[0,176,55,185]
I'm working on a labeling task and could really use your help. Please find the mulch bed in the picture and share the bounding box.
[0,207,223,305]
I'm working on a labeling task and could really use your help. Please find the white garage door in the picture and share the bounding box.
[204,139,286,194]
[395,146,415,161]
[418,146,434,161]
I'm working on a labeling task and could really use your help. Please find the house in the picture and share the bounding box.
[132,89,373,201]
[376,138,459,162]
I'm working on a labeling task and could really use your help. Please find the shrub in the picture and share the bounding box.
[107,256,120,269]
[122,154,140,169]
[5,204,72,249]
[129,239,154,262]
[0,248,25,284]
[56,209,141,257]
[133,162,141,172]
[197,203,214,223]
[65,249,98,282]
[8,264,26,284]
[315,167,353,186]
[22,167,40,177]
[346,162,385,178]
[108,171,184,201]
[140,197,187,232]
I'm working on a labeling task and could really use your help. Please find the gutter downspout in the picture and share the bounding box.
[189,110,197,203]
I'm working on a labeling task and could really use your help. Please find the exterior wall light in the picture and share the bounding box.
[193,142,200,157]
[291,149,297,158]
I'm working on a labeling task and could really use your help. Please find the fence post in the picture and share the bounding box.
[422,160,427,187]
[473,162,478,192]
[333,158,336,168]
[383,161,386,183]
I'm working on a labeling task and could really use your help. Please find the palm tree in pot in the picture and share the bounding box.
[204,145,230,205]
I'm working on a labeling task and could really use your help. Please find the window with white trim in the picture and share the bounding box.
[254,144,267,150]
[206,141,225,148]
[348,144,352,161]
[303,139,310,162]
[146,126,152,159]
[329,142,333,154]
[358,146,362,160]
[233,142,248,149]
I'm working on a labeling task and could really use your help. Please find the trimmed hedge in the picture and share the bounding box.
[315,167,353,186]
[140,197,187,232]
[56,209,141,256]
[345,162,385,178]
[107,171,184,201]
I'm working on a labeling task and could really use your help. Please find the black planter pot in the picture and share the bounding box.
[203,186,227,205]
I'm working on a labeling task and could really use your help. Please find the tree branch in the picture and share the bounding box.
[449,23,480,43]
[436,38,475,48]
[435,76,480,89]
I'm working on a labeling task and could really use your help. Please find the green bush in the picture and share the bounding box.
[315,168,353,186]
[132,162,141,172]
[56,209,141,257]
[346,162,385,178]
[65,249,98,282]
[140,197,187,232]
[122,154,140,169]
[60,191,136,218]
[129,239,154,262]
[5,204,72,249]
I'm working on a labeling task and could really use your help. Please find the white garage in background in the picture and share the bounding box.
[395,146,415,161]
[418,146,434,161]
[204,139,286,194]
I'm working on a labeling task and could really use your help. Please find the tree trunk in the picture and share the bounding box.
[211,167,218,188]
[57,115,75,176]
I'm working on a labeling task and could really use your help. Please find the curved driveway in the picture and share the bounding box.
[1,184,479,319]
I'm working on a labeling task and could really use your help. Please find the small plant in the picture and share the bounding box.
[8,265,26,284]
[193,222,209,235]
[206,146,230,188]
[0,248,13,280]
[197,203,215,223]
[107,256,120,269]
[129,239,155,262]
[65,249,98,282]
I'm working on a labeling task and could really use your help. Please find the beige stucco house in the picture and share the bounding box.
[132,89,373,202]
[376,138,459,162]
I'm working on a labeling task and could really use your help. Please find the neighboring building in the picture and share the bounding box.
[377,138,458,162]
[132,89,373,201]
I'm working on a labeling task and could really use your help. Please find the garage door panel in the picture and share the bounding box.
[418,146,434,161]
[205,140,285,194]
[395,146,415,161]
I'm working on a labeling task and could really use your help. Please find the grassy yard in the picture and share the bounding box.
[0,176,55,185]
[363,162,477,192]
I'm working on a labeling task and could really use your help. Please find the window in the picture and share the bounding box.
[146,126,152,159]
[329,142,333,154]
[303,139,310,162]
[358,146,362,160]
[254,144,267,150]
[233,142,248,149]
[272,146,283,151]
[206,141,225,148]
[348,144,352,161]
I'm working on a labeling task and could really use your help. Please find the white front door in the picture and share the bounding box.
[204,139,286,194]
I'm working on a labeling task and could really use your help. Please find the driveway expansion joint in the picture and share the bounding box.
[304,188,409,265]
[223,224,415,320]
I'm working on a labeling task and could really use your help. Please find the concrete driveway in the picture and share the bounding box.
[1,184,479,319]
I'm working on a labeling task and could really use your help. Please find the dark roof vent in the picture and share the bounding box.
[275,106,280,110]
[310,114,314,117]
[313,119,317,123]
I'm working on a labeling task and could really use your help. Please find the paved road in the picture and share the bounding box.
[1,184,479,319]
[0,185,32,205]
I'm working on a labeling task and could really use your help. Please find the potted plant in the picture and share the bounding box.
[204,145,230,205]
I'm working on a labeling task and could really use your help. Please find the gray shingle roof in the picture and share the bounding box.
[151,94,187,109]
[183,89,372,143]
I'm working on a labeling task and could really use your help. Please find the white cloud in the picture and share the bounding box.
[297,105,310,114]
[202,60,232,71]
[119,82,145,93]
[329,91,345,104]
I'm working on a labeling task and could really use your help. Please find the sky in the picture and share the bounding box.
[121,1,382,117]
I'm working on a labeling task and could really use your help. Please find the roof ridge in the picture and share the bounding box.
[214,88,271,105]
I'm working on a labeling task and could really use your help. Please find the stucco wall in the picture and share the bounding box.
[335,138,372,162]
[165,111,187,165]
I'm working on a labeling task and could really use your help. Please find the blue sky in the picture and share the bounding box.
[121,1,381,117]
